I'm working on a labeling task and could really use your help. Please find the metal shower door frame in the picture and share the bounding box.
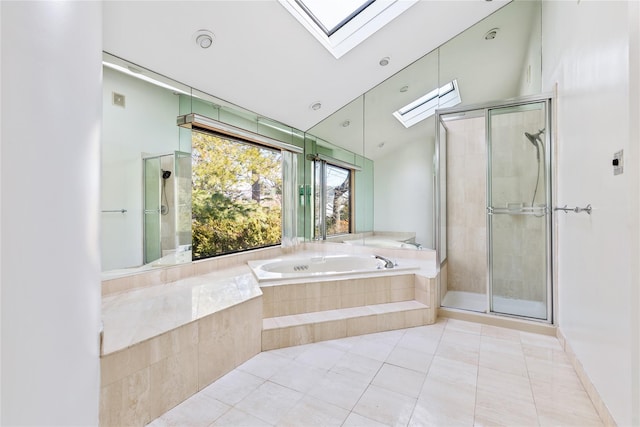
[434,93,554,323]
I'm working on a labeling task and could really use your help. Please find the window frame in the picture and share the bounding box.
[314,158,355,240]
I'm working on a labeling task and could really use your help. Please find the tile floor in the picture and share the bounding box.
[147,318,603,426]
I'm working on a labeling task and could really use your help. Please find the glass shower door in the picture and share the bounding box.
[487,101,551,320]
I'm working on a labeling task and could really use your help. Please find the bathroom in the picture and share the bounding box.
[2,0,638,426]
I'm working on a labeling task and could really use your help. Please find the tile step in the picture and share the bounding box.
[262,300,432,350]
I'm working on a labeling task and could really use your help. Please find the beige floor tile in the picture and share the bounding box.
[359,328,406,346]
[148,392,230,427]
[445,318,483,334]
[410,395,475,426]
[236,351,289,380]
[276,395,349,427]
[139,324,603,427]
[307,370,370,411]
[330,351,384,383]
[200,369,265,406]
[475,366,538,426]
[386,345,434,373]
[342,412,389,427]
[479,336,528,377]
[234,381,303,425]
[211,407,272,427]
[396,327,442,354]
[294,342,346,370]
[269,360,327,393]
[435,330,481,365]
[353,385,417,426]
[425,356,478,389]
[481,324,521,341]
[371,363,426,398]
[348,337,395,362]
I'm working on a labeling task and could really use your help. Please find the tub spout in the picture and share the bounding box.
[373,255,395,269]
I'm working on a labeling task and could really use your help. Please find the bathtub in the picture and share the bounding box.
[248,254,419,282]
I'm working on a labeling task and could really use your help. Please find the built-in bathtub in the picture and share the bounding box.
[247,254,419,282]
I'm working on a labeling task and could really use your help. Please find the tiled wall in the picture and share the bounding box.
[99,297,262,426]
[445,110,547,303]
[261,275,416,318]
[446,116,487,294]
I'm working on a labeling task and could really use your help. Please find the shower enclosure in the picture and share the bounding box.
[435,96,552,322]
[143,151,192,264]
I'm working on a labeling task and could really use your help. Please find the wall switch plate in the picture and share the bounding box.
[613,150,623,175]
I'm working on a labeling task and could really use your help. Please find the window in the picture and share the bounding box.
[393,79,462,128]
[314,160,352,239]
[191,131,283,259]
[280,0,418,58]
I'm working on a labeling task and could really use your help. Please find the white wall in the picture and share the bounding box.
[542,1,639,425]
[102,67,180,271]
[374,136,434,247]
[1,2,102,425]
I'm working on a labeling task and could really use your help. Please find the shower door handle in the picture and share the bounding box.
[487,205,549,216]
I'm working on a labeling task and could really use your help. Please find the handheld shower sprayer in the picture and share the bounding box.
[524,129,544,161]
[160,169,171,215]
[524,129,545,208]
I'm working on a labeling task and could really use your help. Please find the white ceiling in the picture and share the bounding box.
[103,0,510,134]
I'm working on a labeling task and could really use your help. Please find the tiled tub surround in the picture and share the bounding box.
[100,266,264,426]
[100,243,438,426]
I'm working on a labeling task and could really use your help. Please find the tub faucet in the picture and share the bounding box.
[373,255,394,269]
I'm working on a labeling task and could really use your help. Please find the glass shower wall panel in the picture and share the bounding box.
[143,157,162,264]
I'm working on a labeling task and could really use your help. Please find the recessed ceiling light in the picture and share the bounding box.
[484,28,499,40]
[310,102,322,111]
[379,57,390,66]
[341,120,351,127]
[193,30,215,49]
[400,85,409,93]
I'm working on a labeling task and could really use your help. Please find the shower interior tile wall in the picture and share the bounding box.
[446,116,487,294]
[445,109,546,303]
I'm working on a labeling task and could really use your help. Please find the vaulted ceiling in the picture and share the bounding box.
[103,1,510,134]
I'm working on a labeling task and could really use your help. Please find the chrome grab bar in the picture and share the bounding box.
[487,205,548,215]
[102,209,127,213]
[554,204,592,215]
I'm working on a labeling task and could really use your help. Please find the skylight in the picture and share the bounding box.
[279,0,418,59]
[393,80,462,128]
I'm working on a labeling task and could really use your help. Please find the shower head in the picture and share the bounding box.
[162,170,171,180]
[524,132,539,147]
[524,129,544,161]
[525,128,545,146]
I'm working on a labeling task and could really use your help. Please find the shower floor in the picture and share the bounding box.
[441,290,547,319]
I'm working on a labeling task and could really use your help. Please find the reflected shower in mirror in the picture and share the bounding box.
[306,0,541,253]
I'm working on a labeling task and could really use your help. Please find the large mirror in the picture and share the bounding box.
[101,53,307,277]
[101,0,541,277]
[306,0,541,252]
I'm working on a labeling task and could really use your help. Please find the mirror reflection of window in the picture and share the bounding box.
[191,131,283,259]
[314,161,352,239]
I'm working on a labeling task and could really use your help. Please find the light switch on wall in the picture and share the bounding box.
[613,150,623,175]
